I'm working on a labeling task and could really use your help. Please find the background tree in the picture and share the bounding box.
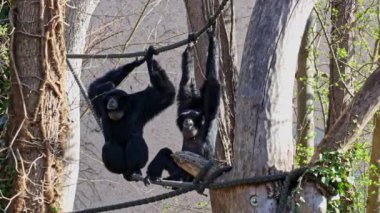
[327,0,356,132]
[62,0,99,211]
[296,13,316,165]
[5,0,68,211]
[299,1,380,211]
[367,112,380,212]
[366,4,380,210]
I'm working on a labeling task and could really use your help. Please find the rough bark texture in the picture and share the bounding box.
[367,112,380,213]
[326,0,356,132]
[297,182,327,213]
[7,0,68,212]
[184,0,237,164]
[296,14,316,165]
[62,0,99,211]
[311,67,380,161]
[210,0,316,212]
[213,0,237,165]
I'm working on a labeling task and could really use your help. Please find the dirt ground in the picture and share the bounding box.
[74,1,254,212]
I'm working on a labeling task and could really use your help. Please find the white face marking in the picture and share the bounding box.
[107,97,118,110]
[108,111,124,121]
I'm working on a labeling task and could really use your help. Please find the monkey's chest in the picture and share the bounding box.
[104,118,143,144]
[181,140,205,156]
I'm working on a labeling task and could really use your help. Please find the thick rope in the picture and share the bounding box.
[276,167,308,213]
[66,59,103,130]
[70,166,230,213]
[70,167,309,213]
[66,0,229,59]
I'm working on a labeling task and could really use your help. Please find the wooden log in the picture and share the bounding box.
[171,151,225,180]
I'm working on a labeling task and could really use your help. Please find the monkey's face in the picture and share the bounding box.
[104,90,128,121]
[177,110,204,139]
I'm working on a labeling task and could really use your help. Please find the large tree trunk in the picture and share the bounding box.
[366,33,380,212]
[6,0,67,212]
[326,0,356,132]
[367,112,380,213]
[184,0,237,164]
[296,13,316,165]
[62,0,99,211]
[210,1,316,212]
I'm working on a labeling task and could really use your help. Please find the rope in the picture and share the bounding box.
[276,167,308,213]
[66,0,229,59]
[66,59,103,130]
[71,167,309,213]
[129,167,308,190]
[71,166,230,213]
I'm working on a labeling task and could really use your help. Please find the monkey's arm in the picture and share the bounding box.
[142,47,176,122]
[178,45,200,113]
[201,32,221,159]
[88,58,145,117]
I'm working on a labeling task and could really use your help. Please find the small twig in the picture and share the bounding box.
[122,0,152,52]
[67,0,229,59]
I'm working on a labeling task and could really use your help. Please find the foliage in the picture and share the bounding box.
[0,1,12,211]
[295,144,314,167]
[294,0,380,211]
[0,1,10,117]
[310,142,371,212]
[0,161,15,210]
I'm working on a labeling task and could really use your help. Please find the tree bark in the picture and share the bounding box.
[326,0,356,132]
[296,13,316,165]
[311,67,380,160]
[367,112,380,213]
[366,32,380,212]
[213,0,238,164]
[6,0,68,212]
[210,1,316,212]
[62,0,99,211]
[183,0,209,84]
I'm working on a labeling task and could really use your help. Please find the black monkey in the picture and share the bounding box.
[145,32,221,183]
[88,47,176,181]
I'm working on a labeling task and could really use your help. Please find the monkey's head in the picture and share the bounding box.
[176,110,204,139]
[104,89,129,121]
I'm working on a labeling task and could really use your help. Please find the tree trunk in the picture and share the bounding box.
[62,0,99,211]
[367,112,380,213]
[296,13,316,165]
[184,0,237,164]
[6,0,67,212]
[366,32,380,212]
[326,0,356,132]
[300,67,380,213]
[210,1,316,212]
[183,0,209,85]
[311,67,380,159]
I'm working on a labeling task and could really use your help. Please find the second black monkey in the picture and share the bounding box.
[146,32,221,183]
